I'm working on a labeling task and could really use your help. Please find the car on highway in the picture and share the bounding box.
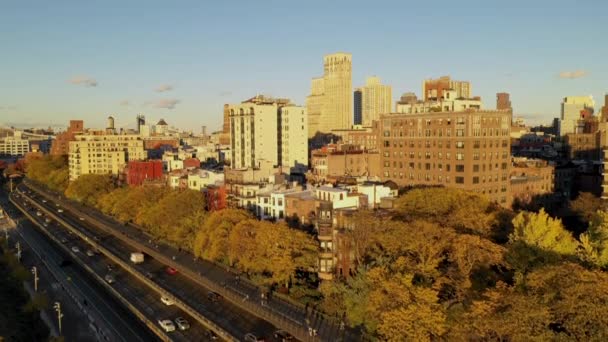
[45,218,51,223]
[79,217,85,221]
[145,271,154,279]
[158,319,175,333]
[207,291,222,302]
[86,249,95,257]
[165,267,178,275]
[244,333,265,342]
[104,274,115,284]
[36,211,42,216]
[57,209,64,213]
[174,317,190,331]
[273,330,294,341]
[60,237,68,244]
[205,331,219,340]
[160,296,174,306]
[42,199,47,203]
[106,264,115,272]
[71,246,80,253]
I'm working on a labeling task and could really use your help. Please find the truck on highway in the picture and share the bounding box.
[130,252,144,264]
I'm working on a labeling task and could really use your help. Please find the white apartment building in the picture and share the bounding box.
[279,106,308,171]
[256,187,304,220]
[228,95,308,171]
[560,96,595,136]
[361,76,392,126]
[68,134,147,180]
[228,101,279,169]
[314,186,360,209]
[0,135,30,156]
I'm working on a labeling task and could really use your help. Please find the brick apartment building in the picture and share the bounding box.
[376,110,512,205]
[51,120,84,155]
[126,160,163,186]
[309,144,380,182]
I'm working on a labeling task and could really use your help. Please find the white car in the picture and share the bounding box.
[104,274,115,284]
[79,217,85,221]
[36,211,42,217]
[42,199,47,203]
[160,296,174,306]
[57,209,64,213]
[71,246,80,253]
[86,250,95,257]
[158,319,175,332]
[174,317,190,331]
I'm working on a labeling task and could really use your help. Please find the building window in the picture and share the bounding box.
[456,177,465,184]
[456,153,464,160]
[456,164,465,172]
[473,176,479,184]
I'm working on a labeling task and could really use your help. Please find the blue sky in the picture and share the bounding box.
[1,0,606,131]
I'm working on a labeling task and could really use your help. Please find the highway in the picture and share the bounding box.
[1,196,157,342]
[10,191,220,342]
[16,183,292,341]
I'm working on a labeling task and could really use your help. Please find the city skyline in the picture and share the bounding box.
[1,0,607,130]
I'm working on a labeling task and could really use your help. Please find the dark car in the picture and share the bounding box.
[273,330,293,341]
[207,291,221,302]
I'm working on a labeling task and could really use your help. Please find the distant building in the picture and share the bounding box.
[187,169,224,191]
[602,94,608,122]
[126,160,163,186]
[307,52,353,135]
[204,185,227,211]
[422,76,471,101]
[155,119,169,135]
[0,134,30,156]
[330,127,378,150]
[279,105,308,172]
[377,110,512,205]
[496,92,512,111]
[309,144,380,182]
[51,120,84,156]
[509,158,554,206]
[361,76,392,127]
[560,96,595,136]
[395,89,482,114]
[219,104,231,146]
[353,88,362,125]
[68,134,147,180]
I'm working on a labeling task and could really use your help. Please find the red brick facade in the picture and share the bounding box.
[126,160,163,186]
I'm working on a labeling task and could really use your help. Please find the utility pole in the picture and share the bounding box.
[15,241,21,260]
[53,302,63,336]
[31,266,39,292]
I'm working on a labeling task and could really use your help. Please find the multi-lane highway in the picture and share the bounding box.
[10,190,221,342]
[15,182,319,342]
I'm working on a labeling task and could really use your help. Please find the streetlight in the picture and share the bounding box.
[31,266,39,292]
[53,302,63,336]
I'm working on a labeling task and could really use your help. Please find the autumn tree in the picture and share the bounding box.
[25,155,68,191]
[64,174,116,206]
[580,210,608,268]
[193,209,252,263]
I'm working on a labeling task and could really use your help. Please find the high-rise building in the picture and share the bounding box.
[422,76,471,100]
[136,114,145,133]
[496,92,512,111]
[228,95,307,170]
[353,88,362,126]
[361,76,392,127]
[376,110,511,205]
[306,77,324,137]
[307,53,353,135]
[560,96,595,136]
[68,134,147,180]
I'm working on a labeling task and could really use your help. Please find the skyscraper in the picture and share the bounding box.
[361,76,392,127]
[422,76,471,100]
[353,88,362,125]
[559,96,595,136]
[307,52,353,135]
[496,92,512,111]
[601,94,608,122]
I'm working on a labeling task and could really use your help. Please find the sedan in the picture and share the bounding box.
[160,296,174,306]
[244,333,265,342]
[207,291,221,302]
[36,211,42,217]
[57,209,64,213]
[165,267,178,275]
[158,319,175,333]
[104,274,115,284]
[71,246,80,253]
[85,249,95,257]
[174,317,190,331]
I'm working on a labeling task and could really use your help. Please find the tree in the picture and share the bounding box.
[570,192,604,224]
[394,187,500,239]
[193,209,252,263]
[64,174,116,206]
[580,210,608,268]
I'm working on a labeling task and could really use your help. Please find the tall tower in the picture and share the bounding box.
[321,52,352,132]
[361,76,392,127]
[353,88,362,125]
[306,77,324,137]
[136,114,145,133]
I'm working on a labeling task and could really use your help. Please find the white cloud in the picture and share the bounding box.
[558,70,588,79]
[155,84,174,92]
[155,98,180,109]
[68,75,98,87]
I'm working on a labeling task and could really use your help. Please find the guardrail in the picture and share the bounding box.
[10,196,149,342]
[16,187,238,342]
